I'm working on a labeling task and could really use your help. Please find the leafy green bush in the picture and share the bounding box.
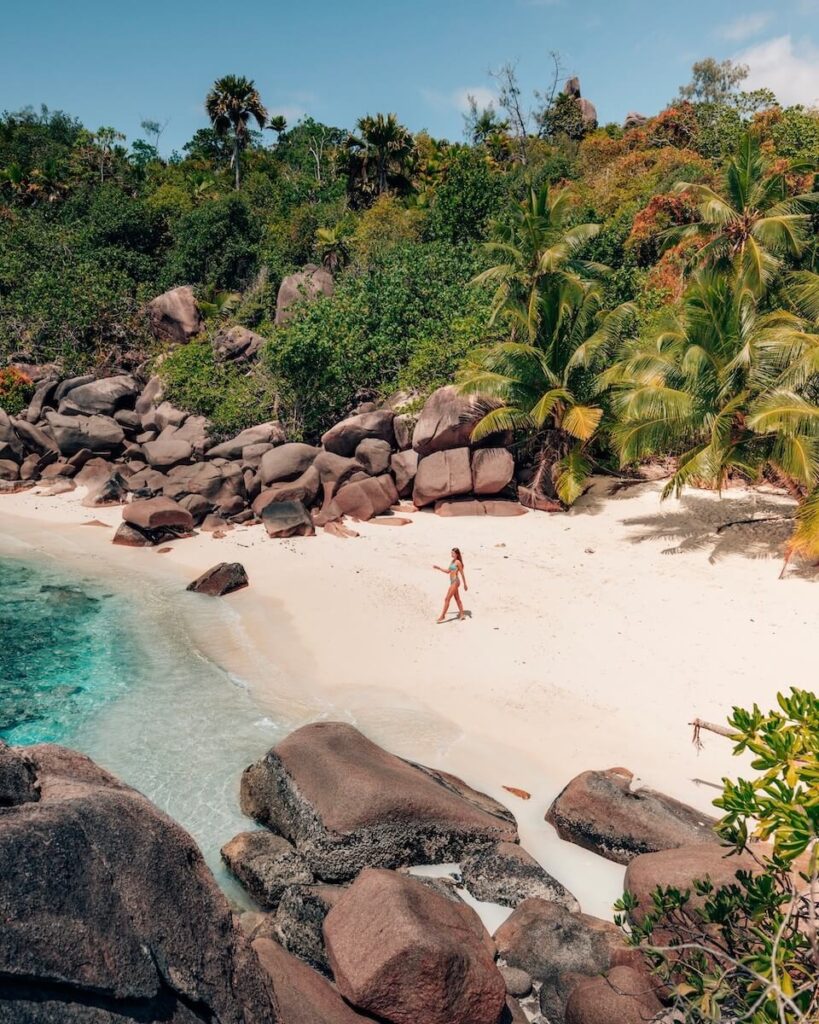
[424,148,504,244]
[617,689,819,1024]
[163,194,262,291]
[158,338,281,438]
[0,367,34,414]
[266,241,492,437]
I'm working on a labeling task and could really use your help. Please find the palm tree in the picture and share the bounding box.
[266,115,287,143]
[205,75,268,190]
[606,267,819,563]
[457,185,610,505]
[345,113,416,200]
[666,131,819,295]
[315,223,352,273]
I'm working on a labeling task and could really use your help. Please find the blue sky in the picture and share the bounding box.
[2,0,819,153]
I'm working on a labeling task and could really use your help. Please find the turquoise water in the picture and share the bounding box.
[0,541,308,905]
[0,557,133,744]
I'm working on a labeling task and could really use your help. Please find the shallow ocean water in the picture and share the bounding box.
[0,545,305,904]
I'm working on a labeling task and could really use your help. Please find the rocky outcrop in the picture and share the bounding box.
[214,325,266,362]
[124,496,194,532]
[0,741,39,806]
[276,264,334,325]
[57,374,138,417]
[0,743,276,1022]
[147,285,203,343]
[565,966,664,1024]
[623,843,758,924]
[546,768,719,864]
[208,423,285,460]
[472,447,514,495]
[221,831,314,909]
[321,410,396,458]
[494,898,639,1024]
[261,499,315,538]
[187,562,249,596]
[412,386,484,458]
[323,868,506,1024]
[460,840,579,910]
[261,443,321,486]
[413,447,473,507]
[254,935,371,1024]
[45,411,124,456]
[240,722,518,881]
[274,884,346,975]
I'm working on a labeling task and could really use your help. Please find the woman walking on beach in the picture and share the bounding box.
[433,548,467,622]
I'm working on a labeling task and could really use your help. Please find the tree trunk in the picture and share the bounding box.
[234,136,240,190]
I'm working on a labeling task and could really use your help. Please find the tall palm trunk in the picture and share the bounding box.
[233,133,241,190]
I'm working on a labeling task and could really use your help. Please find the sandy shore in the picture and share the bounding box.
[0,478,811,923]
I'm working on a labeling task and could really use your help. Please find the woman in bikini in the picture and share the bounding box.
[433,547,467,622]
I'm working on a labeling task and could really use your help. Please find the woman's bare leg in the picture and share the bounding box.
[454,588,465,620]
[437,585,455,622]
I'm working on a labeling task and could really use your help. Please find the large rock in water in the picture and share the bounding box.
[240,721,518,881]
[545,767,719,864]
[324,868,506,1024]
[275,264,334,325]
[147,284,203,343]
[222,831,314,909]
[0,743,275,1022]
[187,562,249,596]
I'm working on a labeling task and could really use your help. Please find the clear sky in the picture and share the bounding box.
[2,0,819,154]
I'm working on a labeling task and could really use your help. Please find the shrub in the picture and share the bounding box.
[617,689,819,1024]
[158,338,281,438]
[162,194,262,291]
[0,367,34,414]
[424,148,505,244]
[267,241,492,438]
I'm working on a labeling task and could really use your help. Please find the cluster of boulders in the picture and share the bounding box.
[0,366,545,552]
[1,721,752,1024]
[216,723,735,1024]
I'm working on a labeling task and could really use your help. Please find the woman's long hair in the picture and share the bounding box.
[452,547,463,565]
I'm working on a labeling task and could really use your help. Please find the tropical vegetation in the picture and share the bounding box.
[2,62,819,551]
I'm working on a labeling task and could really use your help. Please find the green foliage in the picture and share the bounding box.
[267,242,491,437]
[0,367,34,414]
[617,689,819,1024]
[424,147,505,244]
[158,339,280,437]
[163,194,262,291]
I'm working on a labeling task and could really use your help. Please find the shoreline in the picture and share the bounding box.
[0,478,811,921]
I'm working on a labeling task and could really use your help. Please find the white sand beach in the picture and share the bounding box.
[0,479,811,924]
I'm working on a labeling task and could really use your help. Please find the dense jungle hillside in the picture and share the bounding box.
[3,57,819,549]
